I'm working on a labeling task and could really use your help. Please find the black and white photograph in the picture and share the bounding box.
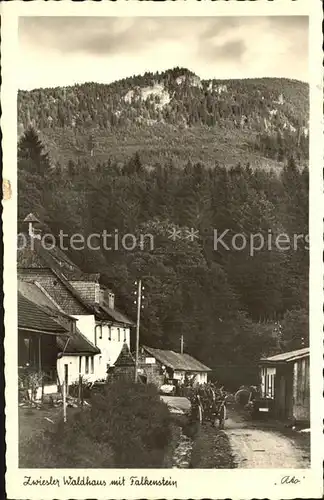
[2,3,323,499]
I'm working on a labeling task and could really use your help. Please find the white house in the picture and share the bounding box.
[18,213,135,387]
[141,345,211,387]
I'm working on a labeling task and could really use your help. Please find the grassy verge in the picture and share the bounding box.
[190,424,236,469]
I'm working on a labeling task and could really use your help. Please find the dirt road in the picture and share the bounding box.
[225,408,310,468]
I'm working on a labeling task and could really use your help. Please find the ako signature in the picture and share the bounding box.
[281,475,303,485]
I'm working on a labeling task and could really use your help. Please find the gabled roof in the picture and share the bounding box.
[18,293,67,335]
[24,212,41,223]
[18,214,133,325]
[260,347,309,364]
[115,343,135,366]
[142,346,211,372]
[18,279,100,355]
[18,280,70,318]
[17,231,86,280]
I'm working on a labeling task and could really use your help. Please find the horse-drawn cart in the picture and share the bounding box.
[190,389,227,429]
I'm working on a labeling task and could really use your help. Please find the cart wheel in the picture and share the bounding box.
[219,405,226,430]
[198,406,203,424]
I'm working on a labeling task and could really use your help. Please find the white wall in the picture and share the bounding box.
[96,324,131,368]
[72,315,96,345]
[58,317,131,383]
[173,371,208,385]
[57,354,98,386]
[196,372,208,384]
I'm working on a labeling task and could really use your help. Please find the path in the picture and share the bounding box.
[225,407,310,468]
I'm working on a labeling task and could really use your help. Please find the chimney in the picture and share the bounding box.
[108,291,115,310]
[102,287,115,309]
[180,335,184,354]
[94,283,100,304]
[99,288,105,305]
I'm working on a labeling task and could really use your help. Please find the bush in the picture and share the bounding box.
[68,377,93,400]
[88,380,172,467]
[20,380,172,468]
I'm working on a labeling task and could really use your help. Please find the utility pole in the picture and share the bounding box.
[180,335,184,354]
[134,279,143,382]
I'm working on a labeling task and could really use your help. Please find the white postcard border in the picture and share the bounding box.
[2,1,323,499]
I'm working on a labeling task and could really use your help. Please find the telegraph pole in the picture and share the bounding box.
[134,279,142,382]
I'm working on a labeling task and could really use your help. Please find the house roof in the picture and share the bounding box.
[57,331,100,355]
[260,347,310,364]
[18,214,133,325]
[98,303,135,326]
[18,280,100,355]
[24,212,41,223]
[18,280,70,318]
[17,231,87,280]
[142,346,211,372]
[115,343,135,366]
[18,292,68,335]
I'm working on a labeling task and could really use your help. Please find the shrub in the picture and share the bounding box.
[20,380,172,468]
[88,380,172,467]
[68,377,93,400]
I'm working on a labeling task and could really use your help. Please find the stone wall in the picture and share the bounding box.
[142,363,164,388]
[113,365,135,382]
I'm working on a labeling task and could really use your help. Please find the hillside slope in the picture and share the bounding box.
[18,67,309,169]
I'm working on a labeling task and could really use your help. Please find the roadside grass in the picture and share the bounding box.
[189,424,236,469]
[19,381,173,468]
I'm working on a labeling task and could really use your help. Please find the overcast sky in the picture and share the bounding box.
[18,16,308,90]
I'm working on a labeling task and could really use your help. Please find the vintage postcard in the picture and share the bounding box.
[2,0,323,498]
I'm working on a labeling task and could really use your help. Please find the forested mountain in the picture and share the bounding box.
[18,67,309,170]
[17,68,309,388]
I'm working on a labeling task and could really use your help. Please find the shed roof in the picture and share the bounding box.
[18,293,67,335]
[57,331,100,355]
[142,346,211,372]
[260,347,309,364]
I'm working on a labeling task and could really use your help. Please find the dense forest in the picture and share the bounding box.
[18,67,309,170]
[18,120,309,388]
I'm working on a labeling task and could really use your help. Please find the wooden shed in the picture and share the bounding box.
[259,347,310,424]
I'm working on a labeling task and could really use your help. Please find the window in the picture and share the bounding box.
[90,357,94,374]
[123,328,127,342]
[99,325,102,340]
[117,328,120,342]
[85,356,89,374]
[108,326,111,341]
